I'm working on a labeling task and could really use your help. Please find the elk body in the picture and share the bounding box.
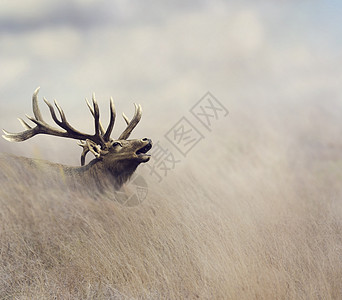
[2,88,152,190]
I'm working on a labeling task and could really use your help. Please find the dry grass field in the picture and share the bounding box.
[1,100,342,299]
[1,2,342,299]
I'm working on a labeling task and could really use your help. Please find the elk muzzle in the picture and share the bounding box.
[135,138,152,162]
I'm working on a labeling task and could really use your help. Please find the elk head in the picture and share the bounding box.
[2,88,152,189]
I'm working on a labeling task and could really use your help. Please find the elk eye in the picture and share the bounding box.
[112,141,122,147]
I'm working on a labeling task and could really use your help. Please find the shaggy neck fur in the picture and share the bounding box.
[73,158,140,190]
[1,154,140,191]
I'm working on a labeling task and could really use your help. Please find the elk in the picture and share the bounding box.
[2,88,152,190]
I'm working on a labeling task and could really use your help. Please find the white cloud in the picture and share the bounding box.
[0,57,29,90]
[0,2,341,110]
[230,10,264,55]
[0,0,51,19]
[24,28,82,59]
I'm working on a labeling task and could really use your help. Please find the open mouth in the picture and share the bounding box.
[136,142,152,156]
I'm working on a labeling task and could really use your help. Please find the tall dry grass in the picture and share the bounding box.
[1,102,342,299]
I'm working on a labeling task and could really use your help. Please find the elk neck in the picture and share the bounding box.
[70,157,141,190]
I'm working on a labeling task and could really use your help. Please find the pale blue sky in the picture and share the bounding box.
[0,1,341,163]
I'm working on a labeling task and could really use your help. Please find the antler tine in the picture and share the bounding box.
[122,112,130,125]
[85,97,105,135]
[43,98,100,143]
[32,87,43,121]
[2,127,38,142]
[92,94,99,136]
[18,118,32,130]
[103,97,116,142]
[2,109,61,142]
[79,141,89,166]
[118,103,142,140]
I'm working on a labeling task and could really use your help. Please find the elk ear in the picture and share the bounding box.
[78,139,109,165]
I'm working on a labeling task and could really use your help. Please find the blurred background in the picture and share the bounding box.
[0,0,341,167]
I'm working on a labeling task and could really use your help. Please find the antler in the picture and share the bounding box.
[85,94,116,141]
[2,88,116,163]
[2,88,143,165]
[119,103,142,140]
